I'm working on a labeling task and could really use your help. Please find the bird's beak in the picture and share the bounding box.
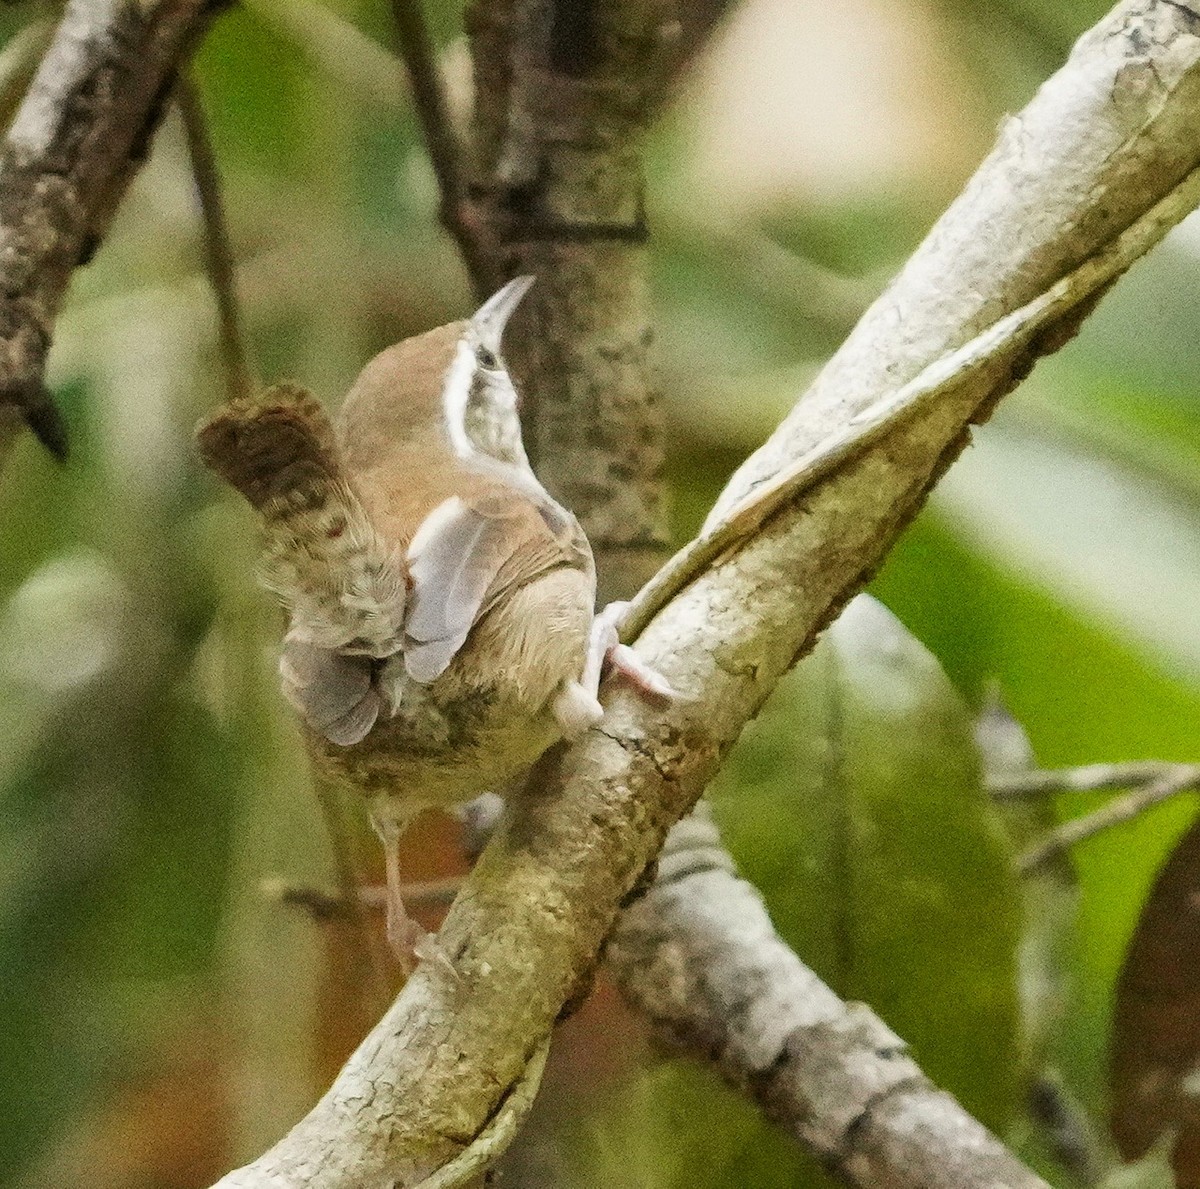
[471,275,535,354]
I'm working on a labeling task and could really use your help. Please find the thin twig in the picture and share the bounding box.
[990,761,1200,799]
[263,879,350,920]
[388,0,493,295]
[177,75,255,404]
[266,875,464,917]
[1020,769,1200,873]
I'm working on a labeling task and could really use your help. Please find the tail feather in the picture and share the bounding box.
[197,384,406,657]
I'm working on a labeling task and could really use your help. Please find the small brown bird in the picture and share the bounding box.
[198,278,669,968]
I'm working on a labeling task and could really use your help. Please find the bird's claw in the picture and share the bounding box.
[593,601,675,701]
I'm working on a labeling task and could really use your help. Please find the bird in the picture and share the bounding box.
[197,277,670,970]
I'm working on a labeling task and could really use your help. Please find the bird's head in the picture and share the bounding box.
[445,275,535,468]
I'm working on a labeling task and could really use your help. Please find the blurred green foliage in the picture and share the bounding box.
[1,0,1199,1186]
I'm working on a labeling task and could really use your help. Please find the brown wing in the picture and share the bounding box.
[402,479,593,685]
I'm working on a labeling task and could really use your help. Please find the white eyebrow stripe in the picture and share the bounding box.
[440,338,476,459]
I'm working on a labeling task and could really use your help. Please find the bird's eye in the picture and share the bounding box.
[477,347,499,370]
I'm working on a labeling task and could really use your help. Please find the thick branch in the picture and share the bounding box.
[469,0,676,597]
[210,2,1200,1186]
[608,807,1050,1189]
[0,0,221,463]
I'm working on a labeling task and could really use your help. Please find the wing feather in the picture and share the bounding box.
[403,496,522,682]
[401,483,593,685]
[280,635,380,745]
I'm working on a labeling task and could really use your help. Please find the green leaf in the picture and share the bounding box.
[715,595,1022,1134]
[872,505,1200,1112]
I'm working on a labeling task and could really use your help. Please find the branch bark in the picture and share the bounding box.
[207,1,1200,1187]
[469,0,676,598]
[608,806,1050,1189]
[0,0,221,467]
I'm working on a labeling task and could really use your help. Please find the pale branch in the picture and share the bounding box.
[706,1,1200,528]
[607,806,1052,1189]
[0,0,224,467]
[469,0,677,598]
[208,2,1200,1187]
[990,760,1200,798]
[1020,768,1200,873]
[619,154,1200,642]
[177,74,254,405]
[388,0,495,296]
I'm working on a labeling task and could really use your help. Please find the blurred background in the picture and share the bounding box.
[1,0,1198,1186]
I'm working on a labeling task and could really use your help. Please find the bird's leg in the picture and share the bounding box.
[369,813,455,978]
[589,601,675,700]
[552,602,674,737]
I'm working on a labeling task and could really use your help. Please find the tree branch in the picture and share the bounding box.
[618,156,1200,642]
[990,760,1200,798]
[209,1,1200,1185]
[388,0,496,297]
[177,74,254,404]
[1020,767,1200,873]
[608,805,1051,1189]
[469,0,677,598]
[0,0,223,466]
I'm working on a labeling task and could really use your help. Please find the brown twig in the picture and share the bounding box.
[267,876,463,918]
[388,0,495,296]
[177,74,255,404]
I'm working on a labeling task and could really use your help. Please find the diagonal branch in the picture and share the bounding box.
[207,2,1200,1187]
[1020,767,1200,873]
[388,0,496,296]
[0,0,224,468]
[618,155,1200,643]
[608,806,1051,1189]
[177,74,255,405]
[990,760,1200,798]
